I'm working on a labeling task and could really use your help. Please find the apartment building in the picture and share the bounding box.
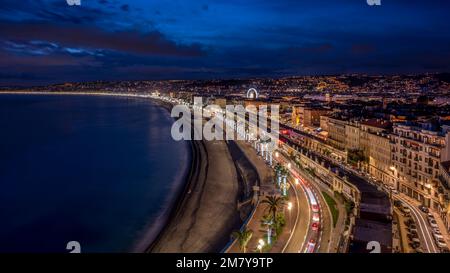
[305,108,330,128]
[369,132,395,188]
[345,121,361,151]
[291,105,330,128]
[390,123,450,210]
[291,105,304,128]
[438,161,450,231]
[359,120,393,183]
[327,117,347,151]
[320,115,329,132]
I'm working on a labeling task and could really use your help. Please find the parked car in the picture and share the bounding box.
[405,219,414,226]
[418,205,429,213]
[410,241,421,249]
[401,205,411,214]
[432,228,442,235]
[409,229,418,235]
[407,233,419,240]
[392,190,399,195]
[394,200,402,207]
[433,233,444,240]
[414,247,424,253]
[429,219,439,228]
[440,247,450,253]
[436,239,447,248]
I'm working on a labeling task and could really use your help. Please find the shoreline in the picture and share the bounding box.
[140,98,199,252]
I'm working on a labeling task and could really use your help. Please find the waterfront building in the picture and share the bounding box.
[390,123,450,210]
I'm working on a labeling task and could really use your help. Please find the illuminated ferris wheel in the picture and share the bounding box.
[246,88,258,99]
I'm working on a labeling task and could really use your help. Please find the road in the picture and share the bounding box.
[274,152,331,253]
[281,177,310,253]
[394,194,439,253]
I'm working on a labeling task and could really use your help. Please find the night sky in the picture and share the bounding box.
[0,0,449,85]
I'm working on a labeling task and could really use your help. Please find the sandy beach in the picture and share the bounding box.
[149,137,242,252]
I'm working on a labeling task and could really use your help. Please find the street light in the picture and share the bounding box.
[257,239,265,253]
[258,239,265,246]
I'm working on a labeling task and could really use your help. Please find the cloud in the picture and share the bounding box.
[0,49,100,67]
[0,20,204,57]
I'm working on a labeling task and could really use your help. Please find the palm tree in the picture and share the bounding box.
[261,195,285,221]
[260,214,274,245]
[232,228,253,253]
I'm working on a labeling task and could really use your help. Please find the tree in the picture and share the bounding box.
[273,213,286,237]
[262,195,285,221]
[232,228,253,253]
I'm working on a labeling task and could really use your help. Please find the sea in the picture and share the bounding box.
[0,94,190,252]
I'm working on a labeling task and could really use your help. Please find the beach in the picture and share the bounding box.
[149,135,242,252]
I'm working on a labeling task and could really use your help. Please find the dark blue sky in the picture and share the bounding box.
[0,0,449,85]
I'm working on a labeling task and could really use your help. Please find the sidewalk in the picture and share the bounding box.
[226,141,302,253]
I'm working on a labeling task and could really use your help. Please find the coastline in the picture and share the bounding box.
[137,98,198,252]
[0,91,244,253]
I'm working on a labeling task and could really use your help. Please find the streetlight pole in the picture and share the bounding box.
[287,201,293,233]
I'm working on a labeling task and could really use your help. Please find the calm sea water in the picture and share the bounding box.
[0,94,190,252]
